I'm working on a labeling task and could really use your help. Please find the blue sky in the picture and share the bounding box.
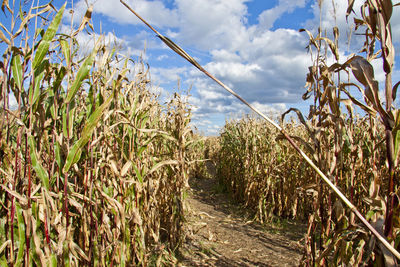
[3,0,400,135]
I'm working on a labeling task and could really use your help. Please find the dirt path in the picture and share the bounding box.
[179,164,305,266]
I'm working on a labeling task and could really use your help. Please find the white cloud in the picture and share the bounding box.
[156,54,168,61]
[392,9,400,46]
[174,0,250,51]
[69,0,179,28]
[250,102,287,116]
[59,24,131,57]
[150,66,189,84]
[206,61,261,82]
[257,0,307,30]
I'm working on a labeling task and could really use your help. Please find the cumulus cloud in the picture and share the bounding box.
[68,0,179,28]
[185,27,311,111]
[156,54,169,61]
[173,0,250,51]
[151,66,189,84]
[257,0,308,30]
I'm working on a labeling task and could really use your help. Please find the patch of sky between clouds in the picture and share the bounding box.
[272,0,314,30]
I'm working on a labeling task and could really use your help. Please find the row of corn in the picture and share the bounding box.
[0,3,200,266]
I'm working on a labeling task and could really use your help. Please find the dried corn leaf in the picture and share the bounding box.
[0,29,10,45]
[0,240,11,255]
[300,28,319,49]
[73,4,94,37]
[121,160,132,177]
[346,0,356,18]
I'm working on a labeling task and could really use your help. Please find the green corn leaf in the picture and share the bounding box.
[55,141,63,170]
[63,241,70,267]
[53,65,66,93]
[0,257,7,266]
[63,91,114,173]
[50,254,57,267]
[29,60,48,107]
[60,39,70,67]
[62,104,74,138]
[62,109,68,137]
[12,54,23,90]
[393,110,400,162]
[15,203,26,265]
[65,45,98,103]
[133,166,143,184]
[86,85,95,118]
[28,135,49,190]
[32,3,65,70]
[49,95,57,119]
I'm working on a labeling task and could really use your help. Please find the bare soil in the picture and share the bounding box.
[178,163,306,266]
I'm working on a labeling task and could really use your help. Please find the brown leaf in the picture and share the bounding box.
[299,28,319,49]
[1,0,11,14]
[346,0,355,18]
[73,4,94,37]
[317,37,339,61]
[109,159,119,175]
[0,240,11,255]
[0,29,10,45]
[121,160,132,177]
[340,84,377,116]
[346,56,393,125]
[131,207,143,225]
[70,241,89,262]
[380,0,393,25]
[326,86,339,115]
[392,80,400,101]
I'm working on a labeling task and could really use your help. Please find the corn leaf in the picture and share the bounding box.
[0,240,11,255]
[147,160,179,176]
[32,3,65,70]
[29,59,48,107]
[60,39,70,67]
[0,28,10,45]
[15,203,26,265]
[63,91,114,173]
[11,54,23,89]
[28,135,50,190]
[65,45,98,103]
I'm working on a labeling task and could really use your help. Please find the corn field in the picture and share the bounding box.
[0,2,201,265]
[216,0,400,265]
[1,0,400,266]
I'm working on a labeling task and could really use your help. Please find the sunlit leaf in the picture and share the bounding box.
[12,54,23,90]
[65,44,98,103]
[63,90,114,173]
[32,3,65,70]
